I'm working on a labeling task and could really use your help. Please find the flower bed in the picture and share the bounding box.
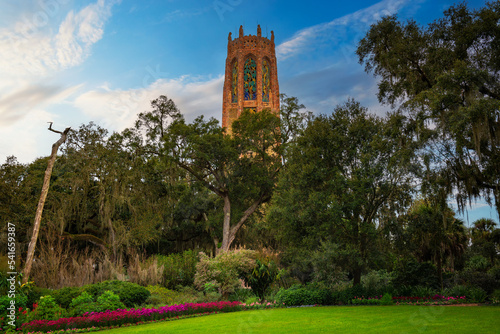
[350,294,468,306]
[393,295,467,305]
[351,296,383,305]
[21,301,244,332]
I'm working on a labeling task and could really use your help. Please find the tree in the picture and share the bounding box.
[133,95,304,253]
[470,218,499,265]
[23,123,70,283]
[357,1,500,216]
[268,100,418,285]
[163,108,282,253]
[404,198,468,287]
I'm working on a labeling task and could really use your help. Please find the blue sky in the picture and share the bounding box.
[0,0,497,225]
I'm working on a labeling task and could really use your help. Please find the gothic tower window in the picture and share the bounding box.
[231,60,238,103]
[244,57,257,100]
[262,59,270,102]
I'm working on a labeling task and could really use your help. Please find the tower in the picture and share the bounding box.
[222,25,280,131]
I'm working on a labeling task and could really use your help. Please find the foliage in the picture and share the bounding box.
[392,257,439,289]
[35,295,65,320]
[403,199,468,287]
[194,249,255,298]
[379,293,393,306]
[96,290,126,312]
[268,100,418,285]
[468,287,487,303]
[241,258,280,301]
[357,1,500,216]
[84,281,150,308]
[26,287,52,310]
[466,255,490,272]
[491,289,500,304]
[350,296,381,305]
[69,291,96,317]
[156,250,198,289]
[274,285,332,306]
[52,286,83,309]
[444,285,488,302]
[456,270,499,294]
[145,285,201,306]
[411,286,438,298]
[331,284,369,305]
[146,93,288,252]
[361,270,393,293]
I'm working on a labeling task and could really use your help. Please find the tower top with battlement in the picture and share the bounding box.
[222,25,280,131]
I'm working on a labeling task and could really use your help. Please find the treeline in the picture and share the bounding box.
[1,1,500,294]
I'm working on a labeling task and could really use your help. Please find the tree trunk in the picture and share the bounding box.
[22,124,70,284]
[353,268,362,286]
[216,194,265,254]
[218,195,232,254]
[437,250,443,290]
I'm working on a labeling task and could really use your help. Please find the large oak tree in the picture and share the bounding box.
[357,1,500,216]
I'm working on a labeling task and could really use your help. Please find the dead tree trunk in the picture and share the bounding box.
[22,123,71,284]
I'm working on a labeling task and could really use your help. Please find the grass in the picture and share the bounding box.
[98,305,500,334]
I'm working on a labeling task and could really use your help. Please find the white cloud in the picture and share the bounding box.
[0,0,119,162]
[0,83,82,126]
[0,108,59,164]
[74,75,224,132]
[276,0,413,60]
[0,0,119,80]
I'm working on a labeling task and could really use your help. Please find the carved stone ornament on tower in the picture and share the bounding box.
[222,25,280,131]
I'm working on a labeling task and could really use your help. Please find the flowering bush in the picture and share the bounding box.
[21,301,246,332]
[194,250,256,298]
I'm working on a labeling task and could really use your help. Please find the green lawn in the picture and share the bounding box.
[99,305,500,334]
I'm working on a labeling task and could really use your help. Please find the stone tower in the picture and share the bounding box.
[222,25,280,131]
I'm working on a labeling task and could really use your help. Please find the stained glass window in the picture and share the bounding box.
[231,60,238,103]
[262,59,270,102]
[244,58,257,100]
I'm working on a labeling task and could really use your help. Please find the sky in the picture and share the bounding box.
[0,0,497,225]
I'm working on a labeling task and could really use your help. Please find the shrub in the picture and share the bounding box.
[194,249,256,298]
[468,287,487,303]
[96,290,126,312]
[444,285,470,298]
[84,280,150,307]
[229,287,256,302]
[69,291,95,317]
[465,255,490,272]
[392,258,439,289]
[36,295,65,320]
[241,259,280,301]
[332,284,368,305]
[380,293,393,305]
[362,270,393,293]
[274,285,332,306]
[457,270,499,294]
[0,295,9,312]
[412,286,437,297]
[146,285,209,305]
[146,285,178,306]
[26,287,52,309]
[490,289,500,304]
[51,286,82,309]
[157,250,198,289]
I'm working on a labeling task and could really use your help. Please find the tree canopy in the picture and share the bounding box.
[357,1,500,216]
